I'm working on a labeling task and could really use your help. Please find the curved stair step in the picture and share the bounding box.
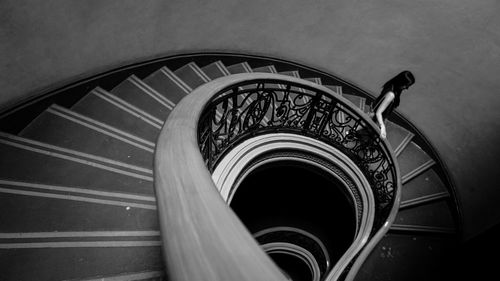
[397,142,435,183]
[200,60,230,80]
[342,94,366,111]
[71,88,162,142]
[252,65,278,73]
[226,62,253,74]
[0,243,162,281]
[19,105,154,167]
[0,133,153,195]
[385,121,414,156]
[173,62,211,90]
[324,85,343,96]
[143,67,191,104]
[401,169,448,203]
[303,77,322,85]
[279,70,300,78]
[400,191,449,209]
[394,200,456,231]
[110,75,174,120]
[0,182,158,232]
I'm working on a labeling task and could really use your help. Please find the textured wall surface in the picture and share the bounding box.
[1,0,499,239]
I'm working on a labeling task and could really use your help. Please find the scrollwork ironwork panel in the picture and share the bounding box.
[198,79,397,228]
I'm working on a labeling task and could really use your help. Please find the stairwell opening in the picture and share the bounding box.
[229,159,357,281]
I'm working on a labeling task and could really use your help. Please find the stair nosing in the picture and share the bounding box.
[255,65,278,73]
[0,179,156,202]
[68,270,164,281]
[400,191,450,210]
[93,88,163,129]
[394,132,414,157]
[242,62,253,73]
[0,132,153,179]
[0,230,160,239]
[128,75,176,109]
[389,224,456,234]
[214,60,231,76]
[186,62,211,83]
[159,66,193,93]
[0,240,162,249]
[49,105,155,152]
[0,186,157,210]
[402,159,435,184]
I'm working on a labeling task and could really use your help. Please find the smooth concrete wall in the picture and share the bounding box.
[1,0,499,240]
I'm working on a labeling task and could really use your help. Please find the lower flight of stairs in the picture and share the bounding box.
[0,56,459,281]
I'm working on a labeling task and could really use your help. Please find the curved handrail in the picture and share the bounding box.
[154,75,287,281]
[155,73,401,280]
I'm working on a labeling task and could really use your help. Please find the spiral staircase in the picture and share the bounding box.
[0,54,460,281]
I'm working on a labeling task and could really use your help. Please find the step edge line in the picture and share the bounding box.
[394,132,414,157]
[129,75,176,109]
[242,62,254,73]
[0,187,156,210]
[0,179,156,201]
[94,89,163,128]
[215,60,231,76]
[48,107,155,152]
[390,224,456,234]
[0,138,153,180]
[159,67,192,94]
[187,62,211,82]
[402,159,435,184]
[0,231,160,239]
[400,192,450,209]
[0,240,162,249]
[0,133,153,175]
[67,271,164,281]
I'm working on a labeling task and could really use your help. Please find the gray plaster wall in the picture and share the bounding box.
[1,0,499,240]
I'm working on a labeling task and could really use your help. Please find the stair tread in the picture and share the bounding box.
[0,134,153,196]
[398,142,435,180]
[385,121,414,154]
[143,67,191,104]
[0,189,158,233]
[200,60,230,80]
[303,77,322,85]
[173,62,211,90]
[71,89,161,143]
[0,246,162,281]
[279,70,300,78]
[252,65,278,73]
[111,76,172,120]
[401,169,448,203]
[342,93,366,110]
[226,62,253,74]
[324,84,343,95]
[18,105,154,167]
[395,200,456,229]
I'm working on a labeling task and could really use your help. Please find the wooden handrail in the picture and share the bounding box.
[154,74,288,281]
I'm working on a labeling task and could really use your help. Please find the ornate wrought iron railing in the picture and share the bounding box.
[198,78,399,229]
